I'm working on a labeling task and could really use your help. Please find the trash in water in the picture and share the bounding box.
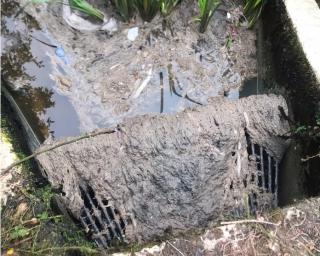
[55,47,65,57]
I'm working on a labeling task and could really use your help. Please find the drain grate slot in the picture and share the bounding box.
[247,139,280,211]
[79,185,128,248]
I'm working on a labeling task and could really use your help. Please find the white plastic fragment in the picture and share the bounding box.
[101,18,118,33]
[132,67,153,99]
[127,27,139,41]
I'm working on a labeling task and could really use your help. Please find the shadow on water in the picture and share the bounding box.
[1,0,80,143]
[226,77,261,100]
[132,63,203,114]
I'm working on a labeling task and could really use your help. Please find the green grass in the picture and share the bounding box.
[134,0,160,22]
[197,0,221,33]
[1,96,98,255]
[244,0,267,27]
[70,0,104,21]
[112,0,135,22]
[160,0,181,16]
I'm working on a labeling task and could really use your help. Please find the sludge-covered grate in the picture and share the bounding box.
[246,139,280,213]
[79,185,128,248]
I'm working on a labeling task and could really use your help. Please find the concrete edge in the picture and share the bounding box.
[284,0,320,84]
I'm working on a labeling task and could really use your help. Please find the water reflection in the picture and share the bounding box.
[1,0,80,142]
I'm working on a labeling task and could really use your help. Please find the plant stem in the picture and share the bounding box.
[1,128,116,176]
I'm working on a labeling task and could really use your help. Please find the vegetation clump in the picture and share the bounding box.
[197,0,221,33]
[134,0,160,22]
[112,0,135,22]
[70,0,104,21]
[244,0,267,27]
[160,0,181,16]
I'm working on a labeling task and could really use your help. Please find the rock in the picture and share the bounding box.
[36,95,290,243]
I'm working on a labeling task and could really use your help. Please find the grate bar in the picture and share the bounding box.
[82,207,109,247]
[246,138,282,213]
[260,146,266,191]
[274,160,279,207]
[79,185,128,248]
[268,156,272,193]
[95,195,124,240]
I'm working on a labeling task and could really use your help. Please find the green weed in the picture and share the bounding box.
[197,0,221,33]
[244,0,267,27]
[160,0,181,16]
[134,0,159,22]
[9,225,30,240]
[70,0,104,21]
[226,34,233,49]
[112,0,135,22]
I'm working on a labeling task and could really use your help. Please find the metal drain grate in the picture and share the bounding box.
[79,185,128,248]
[247,140,280,212]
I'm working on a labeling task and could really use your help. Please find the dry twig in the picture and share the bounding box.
[166,241,186,256]
[220,219,280,227]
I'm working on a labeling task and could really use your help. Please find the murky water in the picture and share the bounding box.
[1,1,80,142]
[225,77,261,100]
[1,0,256,145]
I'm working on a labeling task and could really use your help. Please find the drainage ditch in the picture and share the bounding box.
[1,0,319,252]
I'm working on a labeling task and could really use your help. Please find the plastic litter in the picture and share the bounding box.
[127,27,139,41]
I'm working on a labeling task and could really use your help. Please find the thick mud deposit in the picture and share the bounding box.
[36,95,290,243]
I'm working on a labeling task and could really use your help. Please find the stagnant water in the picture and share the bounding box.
[1,0,255,144]
[1,1,80,142]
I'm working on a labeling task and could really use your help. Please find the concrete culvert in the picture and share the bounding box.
[35,94,290,246]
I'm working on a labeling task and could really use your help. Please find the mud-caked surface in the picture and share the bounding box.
[36,95,290,242]
[113,197,320,255]
[6,0,256,137]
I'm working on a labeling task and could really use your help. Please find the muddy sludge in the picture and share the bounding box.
[35,94,290,245]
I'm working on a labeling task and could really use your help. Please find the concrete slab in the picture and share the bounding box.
[284,0,320,83]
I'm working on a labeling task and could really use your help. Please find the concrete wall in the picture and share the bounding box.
[284,0,320,84]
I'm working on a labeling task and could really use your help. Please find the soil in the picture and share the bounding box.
[112,197,320,256]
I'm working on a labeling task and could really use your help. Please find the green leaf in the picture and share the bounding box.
[226,35,232,49]
[113,0,135,22]
[10,225,30,239]
[134,0,159,22]
[38,211,49,221]
[70,0,104,21]
[197,0,221,33]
